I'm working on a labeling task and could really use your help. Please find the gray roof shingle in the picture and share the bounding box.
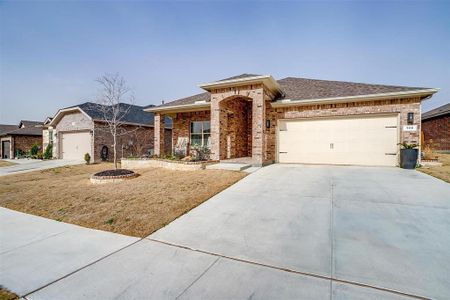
[0,125,42,137]
[0,125,20,135]
[154,75,431,109]
[277,77,426,101]
[422,103,450,120]
[63,102,172,127]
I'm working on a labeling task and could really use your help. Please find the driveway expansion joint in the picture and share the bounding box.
[21,238,145,298]
[147,238,430,300]
[175,257,220,299]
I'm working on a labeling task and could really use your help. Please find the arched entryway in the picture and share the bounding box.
[218,96,252,160]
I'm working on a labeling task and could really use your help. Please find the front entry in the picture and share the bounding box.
[219,98,252,160]
[278,115,398,166]
[2,141,11,159]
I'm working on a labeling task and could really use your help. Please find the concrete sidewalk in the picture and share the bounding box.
[0,159,83,176]
[0,208,138,296]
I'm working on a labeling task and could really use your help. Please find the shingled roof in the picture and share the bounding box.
[0,125,19,135]
[0,120,43,137]
[153,74,433,110]
[276,77,427,101]
[422,103,450,120]
[54,102,172,127]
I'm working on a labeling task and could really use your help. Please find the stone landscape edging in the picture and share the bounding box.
[121,158,218,171]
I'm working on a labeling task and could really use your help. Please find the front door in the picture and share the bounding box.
[2,141,11,159]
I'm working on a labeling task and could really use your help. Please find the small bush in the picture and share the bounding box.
[84,153,91,164]
[30,143,39,156]
[190,146,211,161]
[15,149,25,158]
[36,151,43,159]
[43,143,53,159]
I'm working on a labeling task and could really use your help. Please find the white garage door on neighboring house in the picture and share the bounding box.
[278,115,399,166]
[61,132,91,160]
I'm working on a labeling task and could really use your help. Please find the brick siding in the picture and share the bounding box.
[422,114,450,151]
[158,91,423,166]
[171,110,210,156]
[94,123,171,162]
[55,112,94,158]
[54,111,171,162]
[265,97,421,164]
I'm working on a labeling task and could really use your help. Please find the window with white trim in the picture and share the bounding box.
[190,121,210,148]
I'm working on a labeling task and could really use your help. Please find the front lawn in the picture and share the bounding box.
[0,288,18,300]
[0,160,16,168]
[0,163,246,237]
[418,153,450,183]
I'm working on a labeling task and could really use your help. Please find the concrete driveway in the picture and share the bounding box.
[3,165,450,299]
[0,159,83,176]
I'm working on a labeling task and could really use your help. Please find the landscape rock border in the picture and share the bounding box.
[121,158,218,171]
[90,169,139,184]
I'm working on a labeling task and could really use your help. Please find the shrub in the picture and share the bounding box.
[15,149,25,158]
[36,151,44,159]
[84,153,91,164]
[43,143,53,159]
[30,143,39,156]
[190,146,211,161]
[398,142,418,149]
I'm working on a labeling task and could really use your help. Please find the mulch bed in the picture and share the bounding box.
[93,169,134,177]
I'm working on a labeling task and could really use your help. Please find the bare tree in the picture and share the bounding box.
[94,73,135,169]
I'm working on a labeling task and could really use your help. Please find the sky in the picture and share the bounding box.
[1,0,449,124]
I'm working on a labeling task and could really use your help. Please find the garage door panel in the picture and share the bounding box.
[62,132,91,160]
[278,115,398,166]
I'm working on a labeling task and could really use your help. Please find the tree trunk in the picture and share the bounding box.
[113,134,117,169]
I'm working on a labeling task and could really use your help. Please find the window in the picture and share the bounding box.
[190,121,210,148]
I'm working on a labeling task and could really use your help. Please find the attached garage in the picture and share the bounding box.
[2,140,11,159]
[277,114,399,166]
[61,131,92,160]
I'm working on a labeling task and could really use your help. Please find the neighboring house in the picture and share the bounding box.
[422,103,450,151]
[49,102,172,162]
[0,120,43,159]
[42,116,56,152]
[146,74,437,167]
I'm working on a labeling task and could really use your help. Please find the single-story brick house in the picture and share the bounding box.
[145,74,437,167]
[422,103,450,151]
[48,102,172,162]
[0,120,43,159]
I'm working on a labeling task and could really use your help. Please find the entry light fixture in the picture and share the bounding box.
[266,120,271,129]
[407,112,414,125]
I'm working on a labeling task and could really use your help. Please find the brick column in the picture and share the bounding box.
[210,96,220,161]
[252,88,265,166]
[154,113,165,156]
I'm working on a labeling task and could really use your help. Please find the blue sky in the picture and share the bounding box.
[1,0,449,124]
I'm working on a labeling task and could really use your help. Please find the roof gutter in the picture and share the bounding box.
[271,88,439,108]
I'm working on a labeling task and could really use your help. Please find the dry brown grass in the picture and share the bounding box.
[0,288,18,300]
[0,160,16,167]
[0,163,246,237]
[418,153,450,183]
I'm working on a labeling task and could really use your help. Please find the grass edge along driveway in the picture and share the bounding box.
[0,163,246,237]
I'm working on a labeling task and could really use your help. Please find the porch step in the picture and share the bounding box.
[206,163,252,171]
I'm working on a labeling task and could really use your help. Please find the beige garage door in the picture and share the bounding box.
[278,115,398,166]
[61,132,91,160]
